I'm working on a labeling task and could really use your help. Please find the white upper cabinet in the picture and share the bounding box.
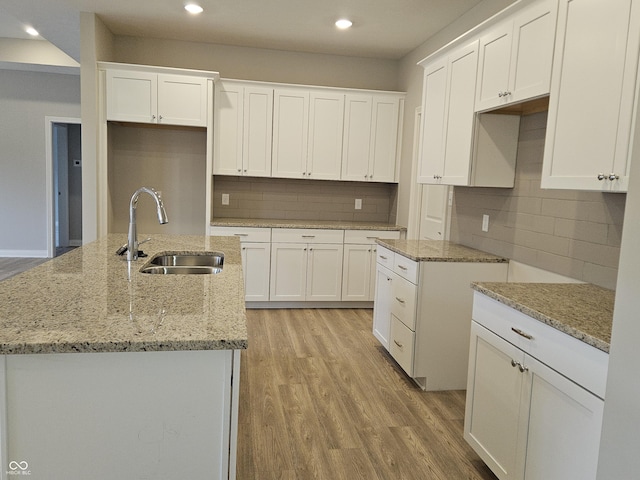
[475,0,558,112]
[106,69,208,127]
[542,0,640,192]
[419,40,482,186]
[307,91,345,180]
[213,81,273,177]
[342,94,401,182]
[272,88,310,179]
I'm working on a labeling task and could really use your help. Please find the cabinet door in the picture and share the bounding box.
[244,86,273,177]
[475,21,513,111]
[241,243,271,302]
[542,0,640,191]
[508,0,557,104]
[269,243,307,301]
[341,94,373,181]
[373,265,393,349]
[272,89,309,178]
[418,57,448,183]
[307,91,344,180]
[342,244,373,301]
[213,82,243,175]
[369,96,400,182]
[522,354,604,480]
[464,321,526,480]
[369,244,378,301]
[106,69,157,123]
[157,74,208,127]
[306,244,344,301]
[442,40,479,185]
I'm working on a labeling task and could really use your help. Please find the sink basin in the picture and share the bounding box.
[140,252,224,275]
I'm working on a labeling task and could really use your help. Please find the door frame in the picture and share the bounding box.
[45,116,81,258]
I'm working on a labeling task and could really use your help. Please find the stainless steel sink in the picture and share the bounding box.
[140,252,224,274]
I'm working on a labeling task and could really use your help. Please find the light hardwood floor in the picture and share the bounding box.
[238,308,497,480]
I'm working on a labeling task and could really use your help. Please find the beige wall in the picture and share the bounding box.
[450,112,625,290]
[113,36,400,91]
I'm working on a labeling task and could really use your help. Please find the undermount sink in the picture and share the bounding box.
[140,252,224,275]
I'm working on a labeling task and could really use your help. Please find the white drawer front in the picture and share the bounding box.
[376,246,394,269]
[391,275,417,330]
[344,229,401,244]
[472,292,609,399]
[393,254,419,284]
[209,226,271,243]
[271,228,344,244]
[390,314,415,376]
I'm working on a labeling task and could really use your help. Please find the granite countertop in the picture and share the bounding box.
[0,234,248,355]
[376,239,509,263]
[211,217,406,231]
[472,282,614,352]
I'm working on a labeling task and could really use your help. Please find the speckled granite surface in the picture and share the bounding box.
[376,239,508,263]
[472,282,614,352]
[0,234,247,355]
[211,217,406,231]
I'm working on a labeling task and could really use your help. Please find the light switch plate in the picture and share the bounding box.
[222,193,230,206]
[355,199,362,210]
[482,214,489,232]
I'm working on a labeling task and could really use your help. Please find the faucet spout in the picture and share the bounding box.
[127,187,168,261]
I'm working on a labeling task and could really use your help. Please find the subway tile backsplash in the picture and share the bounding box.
[450,111,625,290]
[212,176,398,224]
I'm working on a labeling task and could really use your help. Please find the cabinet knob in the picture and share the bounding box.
[238,169,241,172]
[597,173,606,181]
[151,115,156,121]
[608,173,619,181]
[159,115,163,121]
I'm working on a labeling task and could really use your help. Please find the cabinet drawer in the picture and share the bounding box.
[393,254,419,283]
[376,246,394,269]
[209,226,271,243]
[344,229,401,244]
[390,314,415,376]
[391,275,417,330]
[271,228,344,244]
[472,292,609,399]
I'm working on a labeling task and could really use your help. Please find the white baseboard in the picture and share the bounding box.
[0,249,49,258]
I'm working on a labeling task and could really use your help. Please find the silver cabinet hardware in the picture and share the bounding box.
[609,173,619,181]
[301,235,316,238]
[233,233,249,237]
[395,297,405,304]
[159,115,163,121]
[151,115,156,120]
[597,173,605,180]
[379,255,388,260]
[511,327,533,340]
[394,340,403,348]
[397,265,408,271]
[511,359,528,373]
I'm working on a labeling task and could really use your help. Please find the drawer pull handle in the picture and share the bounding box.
[397,265,408,271]
[511,327,533,340]
[393,340,403,348]
[366,236,378,239]
[302,235,316,238]
[380,255,388,260]
[233,233,249,237]
[395,297,405,304]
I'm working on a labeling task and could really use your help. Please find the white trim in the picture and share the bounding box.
[0,356,7,480]
[407,107,422,238]
[45,116,81,258]
[0,250,48,258]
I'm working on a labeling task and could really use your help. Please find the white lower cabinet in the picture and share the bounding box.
[465,293,606,480]
[209,226,271,301]
[342,230,401,301]
[373,247,508,390]
[270,229,344,302]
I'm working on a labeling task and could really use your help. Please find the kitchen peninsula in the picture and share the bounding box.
[0,235,246,480]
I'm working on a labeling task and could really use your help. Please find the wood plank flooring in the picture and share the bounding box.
[238,308,497,480]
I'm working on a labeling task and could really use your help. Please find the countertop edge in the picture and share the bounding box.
[376,239,509,263]
[211,218,406,231]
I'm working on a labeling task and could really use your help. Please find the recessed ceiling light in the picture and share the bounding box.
[335,19,353,29]
[184,3,204,14]
[25,26,39,36]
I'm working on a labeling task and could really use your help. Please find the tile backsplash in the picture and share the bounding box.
[450,111,625,290]
[212,176,398,224]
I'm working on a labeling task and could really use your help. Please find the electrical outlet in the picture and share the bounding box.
[222,193,230,206]
[355,198,362,210]
[482,214,489,232]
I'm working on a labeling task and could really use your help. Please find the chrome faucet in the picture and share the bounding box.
[127,187,168,261]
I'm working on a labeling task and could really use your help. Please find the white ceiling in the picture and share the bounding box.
[0,0,486,62]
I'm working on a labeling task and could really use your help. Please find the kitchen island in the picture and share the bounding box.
[0,234,247,480]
